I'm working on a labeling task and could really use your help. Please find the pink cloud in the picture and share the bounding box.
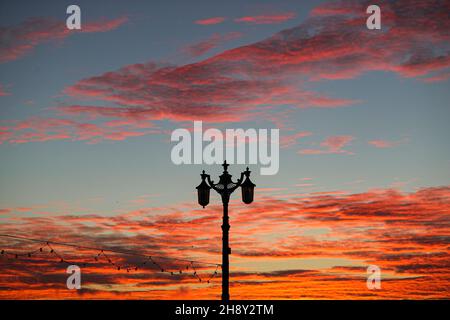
[280,131,312,148]
[295,183,314,187]
[306,94,360,108]
[81,16,128,32]
[322,135,354,152]
[183,32,242,57]
[2,0,449,144]
[194,17,226,25]
[368,138,408,148]
[235,12,296,24]
[300,135,354,155]
[0,16,128,63]
[1,116,159,144]
[58,0,447,128]
[310,6,354,17]
[369,140,395,148]
[422,71,450,83]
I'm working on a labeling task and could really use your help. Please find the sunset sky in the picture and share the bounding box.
[0,0,449,299]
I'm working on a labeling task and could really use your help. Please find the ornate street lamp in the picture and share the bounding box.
[196,160,256,301]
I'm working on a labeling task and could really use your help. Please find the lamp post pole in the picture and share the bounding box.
[196,161,256,301]
[221,192,230,301]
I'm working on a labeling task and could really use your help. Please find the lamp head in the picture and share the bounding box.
[241,167,255,204]
[196,170,211,208]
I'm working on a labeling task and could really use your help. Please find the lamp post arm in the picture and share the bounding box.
[228,171,246,193]
[206,175,221,193]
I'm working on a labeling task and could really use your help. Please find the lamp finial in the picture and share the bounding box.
[222,160,229,172]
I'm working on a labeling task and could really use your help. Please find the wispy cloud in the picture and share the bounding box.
[183,32,242,57]
[235,12,296,24]
[280,131,312,148]
[368,138,408,149]
[194,17,226,25]
[0,116,159,144]
[300,135,354,155]
[0,16,128,63]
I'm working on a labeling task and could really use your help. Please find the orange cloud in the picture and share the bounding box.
[0,185,449,299]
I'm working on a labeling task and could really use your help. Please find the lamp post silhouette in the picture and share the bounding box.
[196,160,255,301]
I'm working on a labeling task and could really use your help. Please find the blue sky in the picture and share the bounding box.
[1,0,449,214]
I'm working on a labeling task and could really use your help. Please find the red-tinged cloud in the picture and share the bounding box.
[311,5,354,17]
[2,0,450,144]
[306,95,360,108]
[80,16,128,33]
[368,138,407,149]
[0,185,449,299]
[195,17,226,25]
[0,16,127,63]
[235,12,296,24]
[300,135,354,155]
[280,131,312,148]
[423,72,450,83]
[183,32,242,57]
[0,116,159,144]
